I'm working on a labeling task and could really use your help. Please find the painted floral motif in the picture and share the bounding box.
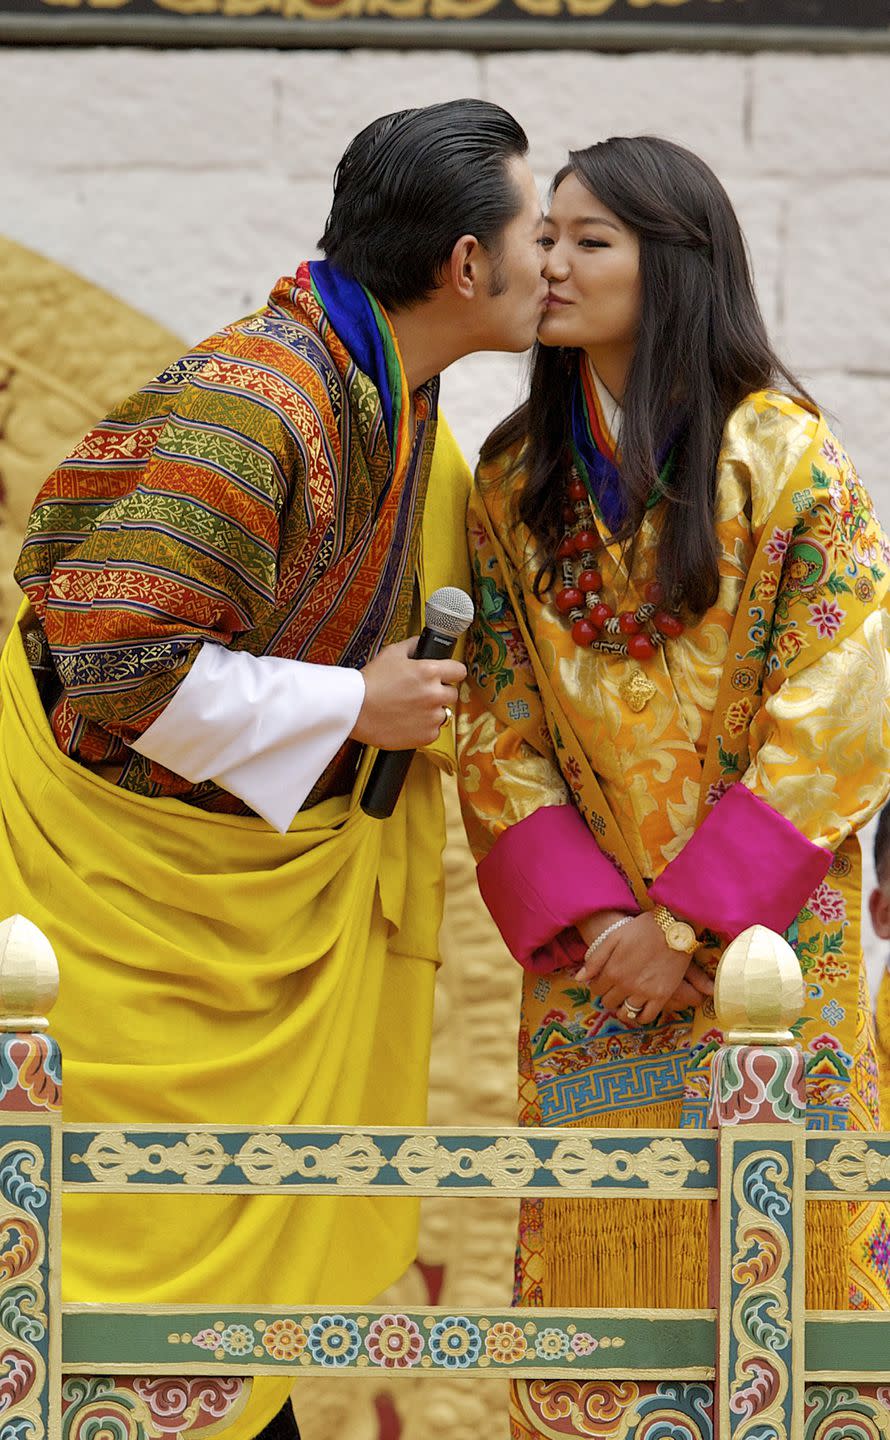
[807,880,847,925]
[261,1319,307,1361]
[428,1316,483,1368]
[535,1326,571,1360]
[811,953,847,986]
[219,1324,254,1356]
[484,1321,528,1364]
[855,576,875,604]
[774,627,805,664]
[365,1314,424,1369]
[808,597,844,638]
[570,1331,599,1356]
[820,437,843,467]
[191,1328,223,1351]
[753,570,779,603]
[765,525,793,565]
[306,1315,362,1367]
[724,697,754,736]
[563,756,583,790]
[172,1312,631,1373]
[823,460,884,569]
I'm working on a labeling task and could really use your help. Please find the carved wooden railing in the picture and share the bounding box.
[0,912,888,1439]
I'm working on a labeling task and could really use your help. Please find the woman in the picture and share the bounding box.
[457,136,890,1432]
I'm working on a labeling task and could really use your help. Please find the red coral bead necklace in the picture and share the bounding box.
[556,471,685,659]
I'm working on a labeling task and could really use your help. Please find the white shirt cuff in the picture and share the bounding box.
[131,643,365,832]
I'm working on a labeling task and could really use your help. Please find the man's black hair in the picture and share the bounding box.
[318,100,529,310]
[875,801,890,885]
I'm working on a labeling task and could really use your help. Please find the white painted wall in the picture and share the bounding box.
[2,43,888,989]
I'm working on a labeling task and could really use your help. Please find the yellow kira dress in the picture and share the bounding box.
[457,380,890,1410]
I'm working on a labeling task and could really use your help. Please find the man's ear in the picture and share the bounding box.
[448,235,483,300]
[869,885,890,941]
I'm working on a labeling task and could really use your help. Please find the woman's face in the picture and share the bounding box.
[537,172,642,369]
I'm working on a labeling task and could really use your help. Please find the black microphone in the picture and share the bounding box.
[361,585,475,820]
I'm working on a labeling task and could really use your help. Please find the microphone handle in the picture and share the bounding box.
[360,627,457,820]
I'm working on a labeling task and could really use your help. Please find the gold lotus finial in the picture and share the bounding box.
[0,914,60,1032]
[714,924,804,1046]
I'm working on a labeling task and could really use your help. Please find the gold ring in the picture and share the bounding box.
[621,1000,643,1020]
[440,705,453,727]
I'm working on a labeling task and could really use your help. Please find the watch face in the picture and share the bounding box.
[668,922,696,952]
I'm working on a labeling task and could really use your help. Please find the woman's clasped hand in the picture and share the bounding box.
[574,910,714,1027]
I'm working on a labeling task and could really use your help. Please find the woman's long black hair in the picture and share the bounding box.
[483,136,810,617]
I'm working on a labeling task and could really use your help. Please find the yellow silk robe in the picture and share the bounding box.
[458,391,890,1320]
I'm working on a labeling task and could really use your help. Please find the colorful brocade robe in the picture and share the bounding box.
[14,268,438,812]
[458,390,890,1311]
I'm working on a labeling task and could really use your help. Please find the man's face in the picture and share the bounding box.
[473,158,548,352]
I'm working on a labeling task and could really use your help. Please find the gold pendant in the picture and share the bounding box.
[619,665,657,713]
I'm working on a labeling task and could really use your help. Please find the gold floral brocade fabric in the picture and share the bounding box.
[458,391,890,1315]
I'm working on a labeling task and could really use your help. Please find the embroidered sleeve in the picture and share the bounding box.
[744,608,890,848]
[652,406,890,938]
[738,418,890,852]
[458,482,638,964]
[457,482,573,859]
[19,342,312,741]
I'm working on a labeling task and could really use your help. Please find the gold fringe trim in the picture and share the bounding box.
[805,1199,849,1309]
[540,1102,710,1309]
[535,1106,851,1310]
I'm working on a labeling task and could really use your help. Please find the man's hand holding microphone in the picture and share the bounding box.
[355,587,474,819]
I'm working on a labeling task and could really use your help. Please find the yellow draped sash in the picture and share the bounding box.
[0,609,448,1433]
[0,415,472,1437]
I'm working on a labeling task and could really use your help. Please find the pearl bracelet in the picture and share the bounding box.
[582,914,634,967]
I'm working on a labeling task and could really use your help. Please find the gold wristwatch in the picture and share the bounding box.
[652,904,698,955]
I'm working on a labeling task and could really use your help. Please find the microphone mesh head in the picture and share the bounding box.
[425,586,475,638]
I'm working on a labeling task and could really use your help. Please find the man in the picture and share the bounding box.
[869,803,890,1129]
[0,100,547,1439]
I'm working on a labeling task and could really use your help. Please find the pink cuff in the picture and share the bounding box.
[525,927,588,976]
[477,804,639,967]
[649,783,831,940]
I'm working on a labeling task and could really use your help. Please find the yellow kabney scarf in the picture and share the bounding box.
[0,422,471,1437]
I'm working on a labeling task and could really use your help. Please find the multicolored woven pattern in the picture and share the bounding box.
[15,266,438,810]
